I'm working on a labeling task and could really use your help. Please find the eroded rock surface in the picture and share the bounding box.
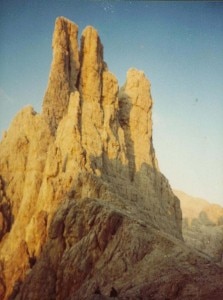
[0,17,222,300]
[174,190,223,262]
[42,17,80,132]
[14,191,223,300]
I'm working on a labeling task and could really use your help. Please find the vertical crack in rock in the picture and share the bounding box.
[42,17,80,133]
[118,69,158,181]
[78,26,105,173]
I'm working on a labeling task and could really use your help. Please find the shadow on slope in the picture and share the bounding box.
[8,171,223,300]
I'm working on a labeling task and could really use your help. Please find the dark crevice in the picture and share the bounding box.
[29,256,37,269]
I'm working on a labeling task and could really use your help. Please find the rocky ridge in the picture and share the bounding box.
[0,17,222,299]
[174,190,223,262]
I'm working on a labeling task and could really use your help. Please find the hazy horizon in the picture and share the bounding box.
[0,1,222,205]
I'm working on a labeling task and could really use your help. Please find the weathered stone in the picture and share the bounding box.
[0,16,222,300]
[119,68,158,178]
[175,189,223,262]
[42,17,80,132]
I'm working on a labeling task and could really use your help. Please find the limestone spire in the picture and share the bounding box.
[42,17,80,133]
[119,68,158,180]
[79,26,104,103]
[77,26,105,172]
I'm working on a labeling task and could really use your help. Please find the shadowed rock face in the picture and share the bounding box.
[0,17,222,300]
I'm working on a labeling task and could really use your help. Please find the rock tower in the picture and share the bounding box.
[0,17,222,300]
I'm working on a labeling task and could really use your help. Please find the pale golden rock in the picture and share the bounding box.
[25,210,48,258]
[174,189,210,223]
[0,277,5,300]
[55,91,84,173]
[101,70,128,177]
[203,203,223,225]
[0,176,11,240]
[0,18,183,299]
[0,106,52,299]
[174,189,223,261]
[119,68,158,181]
[0,106,52,221]
[14,194,223,300]
[3,240,30,299]
[0,16,222,300]
[79,26,104,103]
[78,26,105,174]
[42,17,80,132]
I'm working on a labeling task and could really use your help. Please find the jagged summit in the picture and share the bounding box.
[43,17,160,182]
[0,17,222,300]
[42,17,80,131]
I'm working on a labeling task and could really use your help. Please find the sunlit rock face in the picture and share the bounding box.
[0,17,222,300]
[42,17,80,132]
[174,190,223,262]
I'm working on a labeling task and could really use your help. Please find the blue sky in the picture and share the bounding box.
[0,1,223,205]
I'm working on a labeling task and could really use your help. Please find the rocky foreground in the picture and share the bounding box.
[0,17,222,299]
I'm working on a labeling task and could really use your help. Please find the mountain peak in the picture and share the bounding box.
[42,16,80,132]
[0,17,222,300]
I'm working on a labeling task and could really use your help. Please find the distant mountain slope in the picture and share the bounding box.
[174,189,223,262]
